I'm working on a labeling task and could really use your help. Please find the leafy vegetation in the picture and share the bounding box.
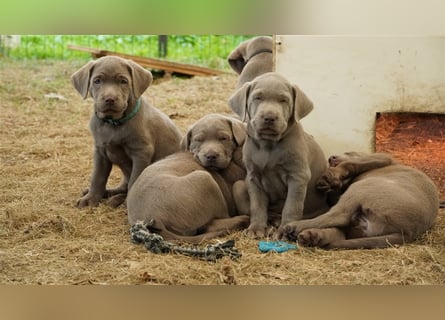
[1,35,253,69]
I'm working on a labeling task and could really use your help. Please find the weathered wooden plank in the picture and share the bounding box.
[67,44,228,77]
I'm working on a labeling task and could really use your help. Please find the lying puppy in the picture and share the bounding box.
[229,72,329,239]
[228,36,273,88]
[127,114,249,244]
[71,56,182,208]
[284,152,439,249]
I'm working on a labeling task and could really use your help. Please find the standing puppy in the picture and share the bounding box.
[229,72,329,239]
[228,36,273,88]
[71,56,182,208]
[283,152,439,249]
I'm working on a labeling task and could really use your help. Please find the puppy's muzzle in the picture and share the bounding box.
[201,150,221,168]
[198,148,229,170]
[205,151,219,162]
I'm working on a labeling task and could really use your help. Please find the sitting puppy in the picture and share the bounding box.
[71,56,182,208]
[229,72,329,239]
[284,152,439,249]
[127,114,249,244]
[228,36,273,88]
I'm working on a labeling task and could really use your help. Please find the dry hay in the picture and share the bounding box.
[1,59,444,285]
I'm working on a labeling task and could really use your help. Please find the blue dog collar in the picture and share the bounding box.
[96,99,141,126]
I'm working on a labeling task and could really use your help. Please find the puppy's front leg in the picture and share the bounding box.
[246,175,269,238]
[128,151,154,191]
[275,177,307,239]
[233,180,250,216]
[77,148,112,208]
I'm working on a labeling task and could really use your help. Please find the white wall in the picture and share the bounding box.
[275,36,445,156]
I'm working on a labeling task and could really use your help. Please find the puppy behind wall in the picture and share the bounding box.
[127,114,250,244]
[229,72,330,240]
[284,152,439,249]
[227,36,273,88]
[71,56,182,208]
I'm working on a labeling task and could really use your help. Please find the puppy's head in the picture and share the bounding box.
[228,72,313,142]
[71,56,153,120]
[181,114,246,170]
[227,36,272,74]
[328,152,366,167]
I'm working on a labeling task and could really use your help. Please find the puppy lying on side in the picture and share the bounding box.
[229,72,329,239]
[71,56,182,208]
[127,114,249,244]
[284,152,439,249]
[228,36,273,88]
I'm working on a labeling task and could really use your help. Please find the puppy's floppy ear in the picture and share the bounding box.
[127,59,153,98]
[292,85,314,120]
[227,41,248,74]
[227,118,247,146]
[180,127,193,151]
[228,81,251,122]
[71,60,95,99]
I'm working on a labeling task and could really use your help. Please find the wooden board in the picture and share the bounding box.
[67,45,228,77]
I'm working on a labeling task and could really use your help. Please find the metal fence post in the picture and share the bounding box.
[158,35,168,58]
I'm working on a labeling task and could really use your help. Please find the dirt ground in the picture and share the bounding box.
[1,59,444,285]
[375,112,445,197]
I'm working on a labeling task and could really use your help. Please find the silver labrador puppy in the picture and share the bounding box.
[284,152,439,249]
[127,114,249,243]
[227,36,273,88]
[71,56,182,208]
[229,72,329,239]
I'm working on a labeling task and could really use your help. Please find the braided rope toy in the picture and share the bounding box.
[130,221,242,262]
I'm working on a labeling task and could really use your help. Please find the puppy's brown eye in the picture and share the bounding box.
[120,79,128,85]
[93,78,101,85]
[219,136,228,141]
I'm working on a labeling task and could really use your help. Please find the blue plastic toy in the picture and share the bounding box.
[258,241,298,253]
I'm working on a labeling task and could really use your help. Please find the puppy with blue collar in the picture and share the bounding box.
[71,56,182,208]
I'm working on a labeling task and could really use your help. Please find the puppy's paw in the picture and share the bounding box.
[297,229,324,247]
[272,226,289,241]
[76,193,102,208]
[107,193,127,208]
[245,224,267,239]
[281,222,303,241]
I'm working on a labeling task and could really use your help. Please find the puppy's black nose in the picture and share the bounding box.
[328,156,338,167]
[263,116,276,125]
[105,97,116,106]
[205,152,218,162]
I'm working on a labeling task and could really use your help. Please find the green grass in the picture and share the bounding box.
[2,35,253,69]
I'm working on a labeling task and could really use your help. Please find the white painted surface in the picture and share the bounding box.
[1,35,21,48]
[275,36,445,156]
